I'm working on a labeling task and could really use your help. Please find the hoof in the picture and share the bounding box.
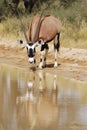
[54,62,58,68]
[39,63,46,69]
[39,65,43,69]
[54,65,58,68]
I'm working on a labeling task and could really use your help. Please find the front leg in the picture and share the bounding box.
[34,59,37,68]
[39,52,44,69]
[39,43,49,69]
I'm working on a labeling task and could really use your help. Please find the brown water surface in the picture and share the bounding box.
[0,64,87,130]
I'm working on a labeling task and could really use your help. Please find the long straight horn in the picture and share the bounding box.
[32,11,43,42]
[17,9,29,43]
[32,2,52,42]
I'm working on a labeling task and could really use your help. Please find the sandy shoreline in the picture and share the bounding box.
[0,39,87,81]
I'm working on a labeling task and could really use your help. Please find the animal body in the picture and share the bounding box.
[19,14,61,69]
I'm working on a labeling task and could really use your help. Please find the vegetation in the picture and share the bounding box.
[0,0,87,49]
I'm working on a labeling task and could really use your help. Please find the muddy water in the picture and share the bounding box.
[0,64,87,130]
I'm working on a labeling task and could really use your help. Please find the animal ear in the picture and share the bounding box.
[17,40,28,49]
[38,39,44,45]
[34,39,44,47]
[17,40,23,44]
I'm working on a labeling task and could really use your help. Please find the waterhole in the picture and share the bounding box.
[0,64,87,130]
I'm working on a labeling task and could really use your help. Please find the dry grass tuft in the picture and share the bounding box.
[0,16,87,49]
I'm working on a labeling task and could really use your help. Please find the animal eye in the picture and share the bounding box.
[20,40,23,44]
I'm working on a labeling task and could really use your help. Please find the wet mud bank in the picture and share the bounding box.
[0,42,87,81]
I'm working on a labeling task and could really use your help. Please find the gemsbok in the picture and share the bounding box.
[18,14,61,69]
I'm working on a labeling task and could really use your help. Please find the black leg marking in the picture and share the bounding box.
[44,57,46,61]
[54,43,59,51]
[34,59,36,64]
[53,33,60,67]
[54,33,60,51]
[41,43,49,51]
[39,43,48,69]
[44,57,46,67]
[40,58,42,62]
[57,33,60,51]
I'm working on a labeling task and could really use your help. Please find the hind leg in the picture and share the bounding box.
[54,33,60,67]
[54,49,58,67]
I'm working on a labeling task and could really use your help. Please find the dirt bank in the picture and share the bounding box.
[0,39,87,81]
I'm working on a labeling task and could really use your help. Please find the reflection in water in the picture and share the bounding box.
[16,71,58,130]
[0,64,87,130]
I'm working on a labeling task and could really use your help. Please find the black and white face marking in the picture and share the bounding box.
[26,39,45,64]
[18,39,45,64]
[26,43,36,63]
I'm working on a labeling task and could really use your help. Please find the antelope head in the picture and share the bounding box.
[27,39,45,63]
[18,13,44,64]
[18,39,44,64]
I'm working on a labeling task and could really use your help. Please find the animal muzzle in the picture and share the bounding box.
[28,57,34,63]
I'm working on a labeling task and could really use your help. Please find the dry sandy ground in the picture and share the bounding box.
[0,38,87,81]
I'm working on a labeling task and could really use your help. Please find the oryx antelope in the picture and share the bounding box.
[18,14,61,69]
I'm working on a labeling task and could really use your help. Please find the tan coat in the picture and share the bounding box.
[29,14,61,43]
